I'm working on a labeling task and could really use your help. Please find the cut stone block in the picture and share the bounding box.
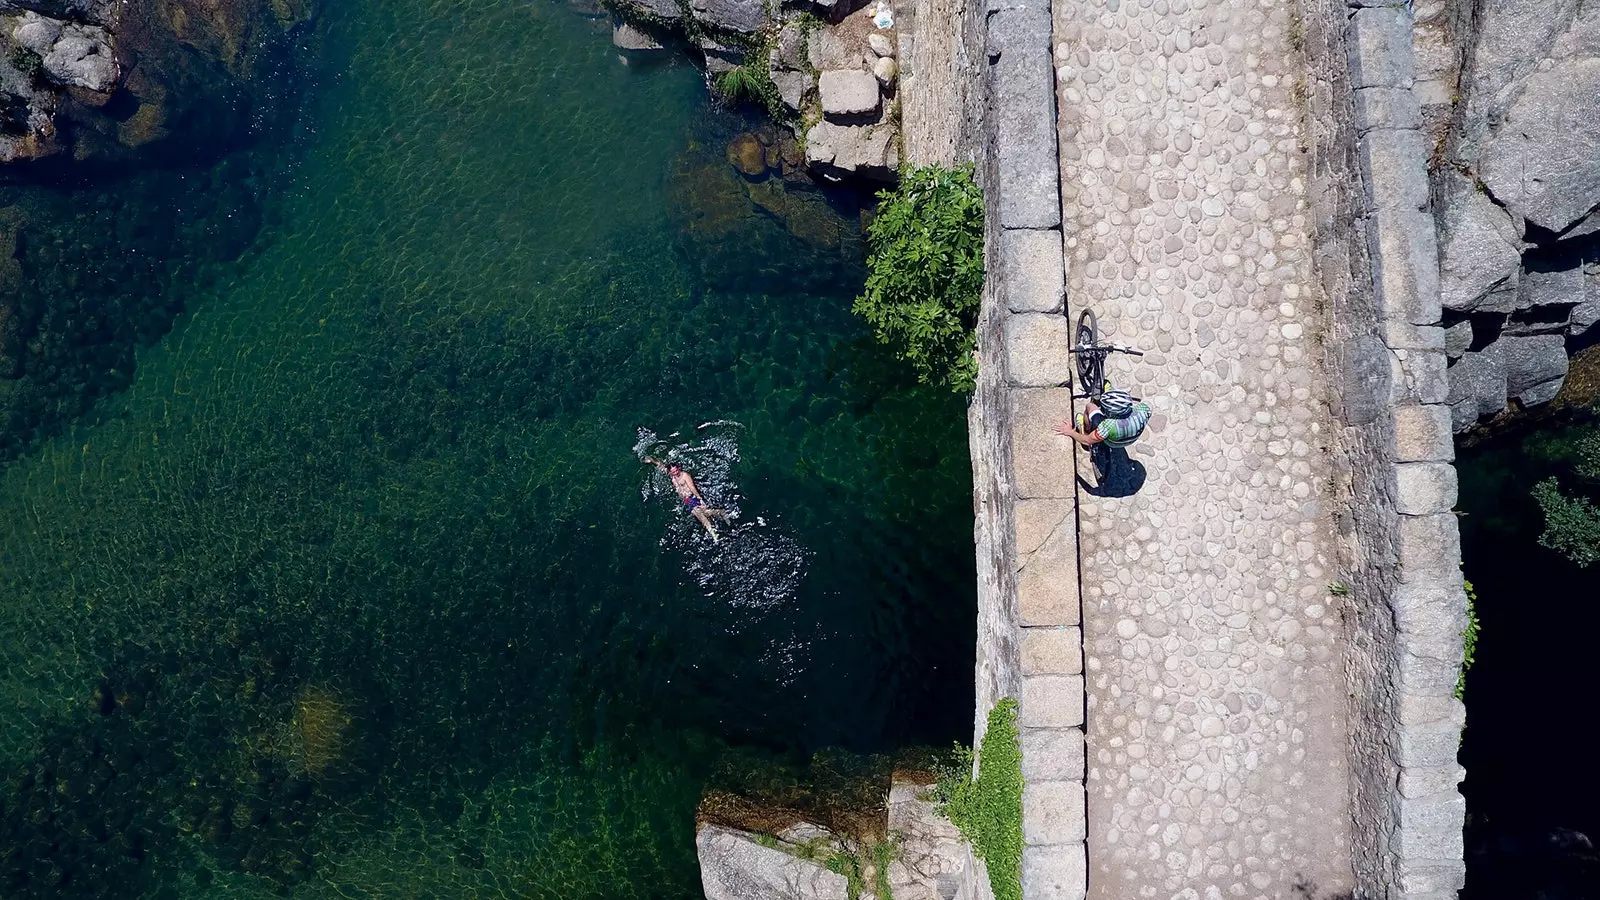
[1398,764,1466,800]
[1396,513,1461,585]
[1019,675,1084,729]
[1353,85,1423,132]
[1010,388,1077,499]
[1367,204,1441,326]
[1350,5,1417,89]
[1021,844,1087,899]
[1019,726,1085,783]
[1005,313,1074,387]
[986,4,1060,229]
[1394,462,1459,515]
[1361,127,1431,211]
[999,228,1066,313]
[1021,627,1082,675]
[1392,404,1455,462]
[1022,780,1086,845]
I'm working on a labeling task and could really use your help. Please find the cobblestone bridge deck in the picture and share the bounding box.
[948,0,1473,892]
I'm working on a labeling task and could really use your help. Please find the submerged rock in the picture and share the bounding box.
[612,20,664,53]
[804,120,894,181]
[726,132,768,178]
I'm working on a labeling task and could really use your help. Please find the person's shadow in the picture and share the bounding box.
[1079,445,1147,498]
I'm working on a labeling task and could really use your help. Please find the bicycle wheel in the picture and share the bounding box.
[1075,309,1102,390]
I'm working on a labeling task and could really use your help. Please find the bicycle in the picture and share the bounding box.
[1067,309,1144,403]
[1063,309,1146,484]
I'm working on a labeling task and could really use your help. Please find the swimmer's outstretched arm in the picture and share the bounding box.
[643,455,668,471]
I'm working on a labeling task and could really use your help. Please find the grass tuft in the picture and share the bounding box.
[932,698,1022,900]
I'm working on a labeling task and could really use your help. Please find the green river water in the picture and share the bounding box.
[0,2,975,896]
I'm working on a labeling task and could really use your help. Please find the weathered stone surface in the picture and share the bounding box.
[1445,350,1507,426]
[868,33,893,57]
[1361,128,1431,212]
[1021,844,1086,899]
[697,824,850,900]
[1353,86,1423,133]
[803,121,894,180]
[1393,404,1456,462]
[1478,59,1600,232]
[689,0,767,33]
[1336,334,1394,426]
[1395,462,1459,515]
[1487,333,1568,404]
[1436,172,1523,312]
[1019,726,1084,783]
[1349,6,1417,89]
[886,778,974,900]
[1004,313,1073,387]
[1020,626,1082,676]
[1396,793,1467,861]
[11,12,117,92]
[1009,388,1076,499]
[1367,204,1441,325]
[1519,265,1588,308]
[618,0,683,20]
[818,69,881,121]
[1019,675,1084,729]
[1399,765,1466,800]
[987,4,1059,229]
[1017,502,1079,627]
[1397,513,1462,585]
[612,21,664,52]
[1390,581,1469,647]
[1022,780,1085,845]
[771,69,810,112]
[1402,350,1451,406]
[1013,498,1070,556]
[775,22,806,68]
[1443,320,1472,359]
[998,229,1065,313]
[1453,0,1580,159]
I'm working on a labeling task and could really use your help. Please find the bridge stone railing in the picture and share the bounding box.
[1303,0,1469,894]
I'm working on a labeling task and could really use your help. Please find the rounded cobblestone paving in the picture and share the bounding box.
[1050,0,1355,895]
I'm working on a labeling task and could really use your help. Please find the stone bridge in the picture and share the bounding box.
[903,0,1473,893]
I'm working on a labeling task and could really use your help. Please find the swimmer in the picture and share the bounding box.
[645,456,726,541]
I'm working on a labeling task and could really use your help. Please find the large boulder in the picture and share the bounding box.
[1490,333,1569,406]
[689,0,767,33]
[10,11,118,92]
[1478,58,1600,233]
[1436,170,1524,312]
[818,69,880,121]
[1451,0,1582,161]
[697,824,850,900]
[804,120,894,180]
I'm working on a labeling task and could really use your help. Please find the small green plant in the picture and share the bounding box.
[1455,579,1480,701]
[1327,581,1349,597]
[713,39,787,119]
[855,164,986,392]
[932,698,1022,900]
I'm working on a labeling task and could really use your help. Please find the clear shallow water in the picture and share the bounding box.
[0,2,974,897]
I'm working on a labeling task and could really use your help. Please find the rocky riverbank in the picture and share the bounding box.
[1421,0,1600,431]
[605,0,905,182]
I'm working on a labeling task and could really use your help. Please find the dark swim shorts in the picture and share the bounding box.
[683,496,702,510]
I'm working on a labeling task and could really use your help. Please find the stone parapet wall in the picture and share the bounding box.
[1303,0,1468,894]
[973,0,1090,897]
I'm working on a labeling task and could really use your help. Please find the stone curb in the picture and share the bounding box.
[1341,0,1467,894]
[975,0,1089,894]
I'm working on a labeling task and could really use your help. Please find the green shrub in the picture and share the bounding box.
[1532,476,1600,567]
[855,164,986,392]
[1455,579,1479,701]
[714,51,785,119]
[932,698,1021,900]
[9,45,44,84]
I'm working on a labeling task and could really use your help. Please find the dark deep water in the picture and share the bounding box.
[0,3,975,897]
[1458,409,1600,899]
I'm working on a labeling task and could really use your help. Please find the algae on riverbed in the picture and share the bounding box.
[0,1,974,897]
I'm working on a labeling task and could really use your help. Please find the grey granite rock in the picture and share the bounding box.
[1436,171,1523,312]
[1487,333,1568,404]
[1446,350,1507,424]
[696,824,850,900]
[613,21,664,52]
[617,0,683,21]
[986,4,1059,229]
[1349,6,1417,89]
[818,69,881,121]
[689,0,768,33]
[1443,320,1472,359]
[1336,334,1394,426]
[803,120,894,180]
[1478,58,1600,233]
[1453,0,1582,161]
[10,12,118,92]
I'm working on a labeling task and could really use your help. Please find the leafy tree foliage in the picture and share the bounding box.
[854,164,986,392]
[1532,424,1600,567]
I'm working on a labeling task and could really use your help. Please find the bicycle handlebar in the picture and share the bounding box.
[1070,344,1145,356]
